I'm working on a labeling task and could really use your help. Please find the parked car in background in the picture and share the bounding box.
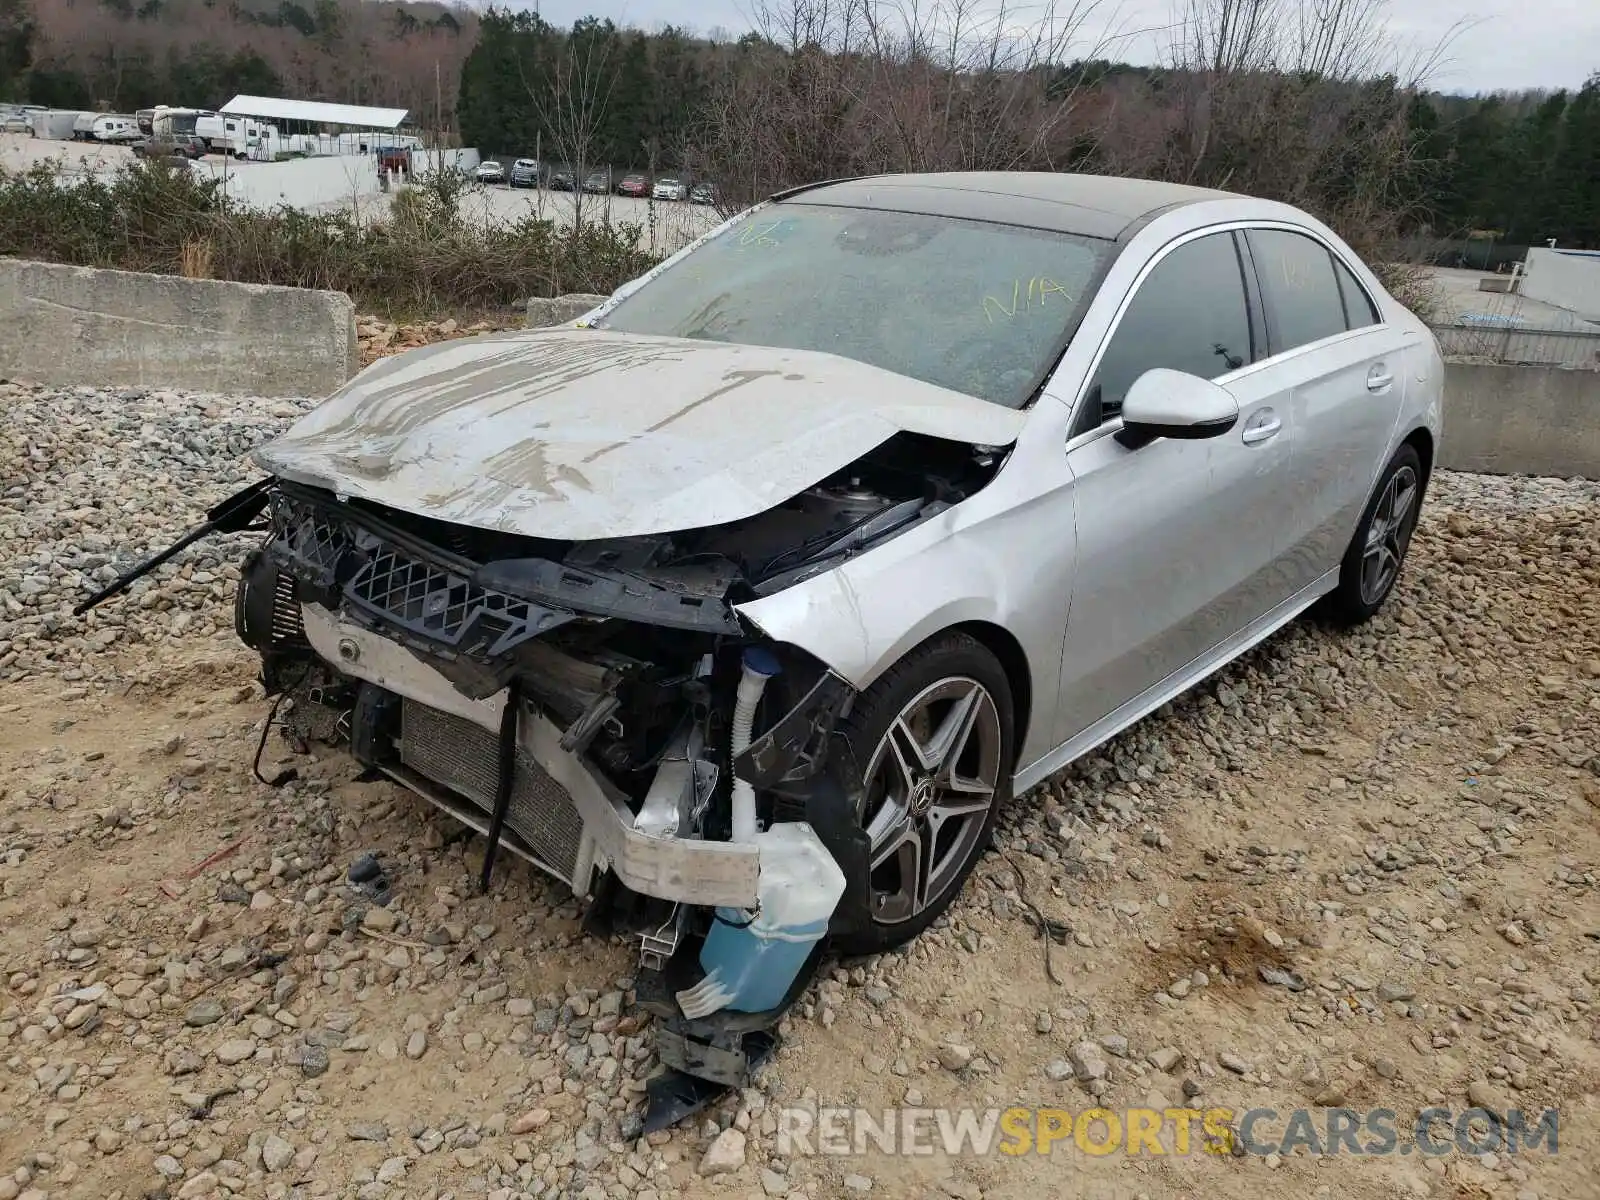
[132,134,207,161]
[550,169,575,191]
[1,112,31,134]
[476,159,506,184]
[652,177,688,202]
[510,158,541,188]
[582,170,611,194]
[689,181,719,205]
[617,172,650,197]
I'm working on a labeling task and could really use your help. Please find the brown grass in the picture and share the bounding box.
[179,239,214,280]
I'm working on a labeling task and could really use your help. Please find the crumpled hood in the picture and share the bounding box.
[254,329,1026,541]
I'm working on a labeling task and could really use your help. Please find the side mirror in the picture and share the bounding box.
[1115,368,1240,450]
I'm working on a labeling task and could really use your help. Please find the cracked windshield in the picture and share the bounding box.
[596,204,1111,407]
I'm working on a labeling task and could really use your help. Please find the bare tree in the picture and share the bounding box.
[516,18,624,231]
[690,0,1114,209]
[1144,0,1467,256]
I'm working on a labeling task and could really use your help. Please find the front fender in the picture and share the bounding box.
[734,489,1071,770]
[736,497,1020,691]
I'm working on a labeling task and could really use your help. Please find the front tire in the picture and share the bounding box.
[1326,444,1424,625]
[831,633,1014,956]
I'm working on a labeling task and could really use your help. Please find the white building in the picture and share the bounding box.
[216,96,414,162]
[1521,248,1600,322]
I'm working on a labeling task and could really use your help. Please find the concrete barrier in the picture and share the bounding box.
[0,259,357,397]
[1442,361,1600,479]
[525,293,608,327]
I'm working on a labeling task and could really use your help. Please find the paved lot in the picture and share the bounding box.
[1424,266,1600,332]
[0,132,136,175]
[1,380,1598,1200]
[2,135,717,254]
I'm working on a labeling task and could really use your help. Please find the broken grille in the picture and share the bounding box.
[398,699,586,884]
[270,494,348,586]
[268,488,565,658]
[345,548,543,656]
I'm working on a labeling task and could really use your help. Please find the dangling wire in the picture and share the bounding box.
[251,663,311,788]
[479,679,522,894]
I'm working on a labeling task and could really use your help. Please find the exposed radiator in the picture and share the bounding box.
[398,699,586,885]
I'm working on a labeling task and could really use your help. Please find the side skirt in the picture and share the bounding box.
[1013,569,1339,795]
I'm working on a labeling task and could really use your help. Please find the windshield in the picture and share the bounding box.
[597,202,1111,407]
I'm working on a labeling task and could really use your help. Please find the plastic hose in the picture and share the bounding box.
[729,647,781,844]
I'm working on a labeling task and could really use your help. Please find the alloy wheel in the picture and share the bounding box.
[859,677,1002,925]
[1359,464,1418,606]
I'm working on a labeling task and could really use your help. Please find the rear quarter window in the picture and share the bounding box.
[1332,256,1381,327]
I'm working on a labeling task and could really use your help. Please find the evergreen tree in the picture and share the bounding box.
[0,0,33,101]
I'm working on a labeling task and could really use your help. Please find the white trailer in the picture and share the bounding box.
[91,115,142,143]
[195,114,276,157]
[29,110,86,140]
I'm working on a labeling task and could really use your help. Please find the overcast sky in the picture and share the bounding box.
[506,0,1598,95]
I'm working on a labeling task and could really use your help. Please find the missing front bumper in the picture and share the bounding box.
[299,603,762,909]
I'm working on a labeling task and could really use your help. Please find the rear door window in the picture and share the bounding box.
[1248,228,1357,353]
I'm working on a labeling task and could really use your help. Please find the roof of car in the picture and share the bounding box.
[778,172,1241,240]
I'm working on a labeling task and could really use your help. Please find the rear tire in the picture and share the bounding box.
[830,633,1014,956]
[1325,444,1425,625]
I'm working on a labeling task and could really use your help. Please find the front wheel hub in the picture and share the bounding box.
[859,677,1001,926]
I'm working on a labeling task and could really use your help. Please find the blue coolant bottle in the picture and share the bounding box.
[676,822,846,1017]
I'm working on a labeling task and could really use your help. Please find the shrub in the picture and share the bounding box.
[0,160,660,318]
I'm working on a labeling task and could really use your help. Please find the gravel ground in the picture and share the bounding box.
[2,381,1599,1200]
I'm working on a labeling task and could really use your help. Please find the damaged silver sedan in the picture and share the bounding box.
[81,172,1442,1125]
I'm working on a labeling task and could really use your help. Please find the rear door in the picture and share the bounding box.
[1242,227,1413,590]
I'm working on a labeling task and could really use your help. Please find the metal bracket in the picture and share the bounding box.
[639,904,685,973]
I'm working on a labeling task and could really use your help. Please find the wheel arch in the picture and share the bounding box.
[945,620,1033,772]
[1401,424,1434,488]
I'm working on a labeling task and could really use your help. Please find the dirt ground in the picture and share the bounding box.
[1,467,1598,1200]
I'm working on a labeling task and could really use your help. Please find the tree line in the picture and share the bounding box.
[2,0,1595,251]
[453,1,1597,252]
[1413,84,1600,249]
[0,0,474,120]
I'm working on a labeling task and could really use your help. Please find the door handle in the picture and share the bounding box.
[1367,366,1394,391]
[1241,409,1281,445]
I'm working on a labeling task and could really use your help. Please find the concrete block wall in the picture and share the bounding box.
[0,259,357,398]
[1440,362,1600,479]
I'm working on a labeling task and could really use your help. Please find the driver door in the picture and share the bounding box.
[1055,229,1297,747]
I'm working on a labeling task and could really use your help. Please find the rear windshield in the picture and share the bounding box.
[596,202,1111,407]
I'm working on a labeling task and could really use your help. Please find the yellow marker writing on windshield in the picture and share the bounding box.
[983,277,1073,322]
[737,221,784,249]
